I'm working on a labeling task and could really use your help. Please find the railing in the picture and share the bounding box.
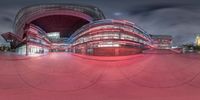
[68,20,152,43]
[72,30,151,46]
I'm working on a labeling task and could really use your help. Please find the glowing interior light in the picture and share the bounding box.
[98,44,120,47]
[47,32,60,38]
[196,35,200,46]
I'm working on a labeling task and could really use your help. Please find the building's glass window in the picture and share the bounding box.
[16,45,27,55]
[28,45,48,55]
[97,41,120,47]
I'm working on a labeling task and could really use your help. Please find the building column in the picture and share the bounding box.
[26,43,28,56]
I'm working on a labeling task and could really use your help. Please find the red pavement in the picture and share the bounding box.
[0,51,200,100]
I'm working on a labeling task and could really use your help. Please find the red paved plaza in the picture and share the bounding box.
[1,51,200,100]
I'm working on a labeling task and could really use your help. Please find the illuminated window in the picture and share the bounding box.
[97,42,120,47]
[47,32,60,39]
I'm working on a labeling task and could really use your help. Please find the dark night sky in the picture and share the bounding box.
[1,0,200,45]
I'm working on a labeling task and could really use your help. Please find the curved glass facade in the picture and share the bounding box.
[69,19,152,56]
[2,4,155,56]
[14,4,106,38]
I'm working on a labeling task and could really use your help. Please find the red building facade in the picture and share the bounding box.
[69,19,152,56]
[1,4,105,55]
[1,4,153,56]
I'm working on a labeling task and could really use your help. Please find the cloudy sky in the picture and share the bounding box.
[0,0,200,45]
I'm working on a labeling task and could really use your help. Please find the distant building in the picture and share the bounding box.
[195,34,200,46]
[150,34,173,49]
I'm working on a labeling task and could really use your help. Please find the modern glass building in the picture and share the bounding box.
[1,4,154,56]
[68,19,152,56]
[1,4,105,55]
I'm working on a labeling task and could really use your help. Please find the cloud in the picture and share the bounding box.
[121,4,200,45]
[127,4,179,16]
[0,16,13,23]
[0,9,16,43]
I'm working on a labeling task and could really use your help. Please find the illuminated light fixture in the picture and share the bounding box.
[195,34,200,46]
[52,43,69,46]
[47,32,60,38]
[98,44,120,47]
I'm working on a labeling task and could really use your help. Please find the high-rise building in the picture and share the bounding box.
[195,34,200,46]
